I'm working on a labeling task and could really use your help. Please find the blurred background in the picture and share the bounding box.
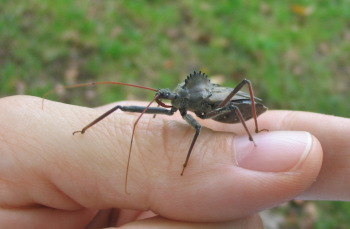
[1,1,349,228]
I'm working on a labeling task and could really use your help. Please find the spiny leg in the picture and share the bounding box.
[217,79,261,133]
[180,112,201,176]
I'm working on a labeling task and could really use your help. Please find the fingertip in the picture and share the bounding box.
[234,131,316,173]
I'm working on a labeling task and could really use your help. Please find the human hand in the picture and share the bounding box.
[0,95,347,228]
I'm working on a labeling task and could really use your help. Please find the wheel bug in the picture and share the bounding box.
[43,71,267,193]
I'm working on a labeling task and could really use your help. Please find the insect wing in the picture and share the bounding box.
[208,87,262,104]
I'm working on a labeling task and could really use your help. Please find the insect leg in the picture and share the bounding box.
[180,112,202,176]
[72,105,175,135]
[217,79,261,133]
[123,105,176,194]
[199,105,255,144]
[74,104,176,194]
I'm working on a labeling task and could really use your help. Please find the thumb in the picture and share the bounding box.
[148,129,322,222]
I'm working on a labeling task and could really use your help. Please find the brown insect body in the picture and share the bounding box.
[171,72,267,123]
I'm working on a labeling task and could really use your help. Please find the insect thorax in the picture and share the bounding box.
[171,71,217,113]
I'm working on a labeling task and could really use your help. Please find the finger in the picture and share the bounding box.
[85,209,119,229]
[86,210,261,228]
[0,208,96,228]
[118,214,263,229]
[256,110,350,201]
[85,209,151,229]
[111,103,349,201]
[0,96,322,223]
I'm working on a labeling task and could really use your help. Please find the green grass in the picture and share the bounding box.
[1,1,350,227]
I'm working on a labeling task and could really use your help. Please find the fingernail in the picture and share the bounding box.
[234,131,312,172]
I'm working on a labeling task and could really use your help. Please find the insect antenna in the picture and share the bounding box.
[125,94,160,194]
[41,81,157,109]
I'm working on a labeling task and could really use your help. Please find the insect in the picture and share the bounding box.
[43,71,267,193]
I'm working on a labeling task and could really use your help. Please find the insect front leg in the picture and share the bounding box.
[73,104,177,194]
[73,105,175,135]
[180,111,202,176]
[198,105,255,144]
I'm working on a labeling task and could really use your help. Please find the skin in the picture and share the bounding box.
[0,95,349,228]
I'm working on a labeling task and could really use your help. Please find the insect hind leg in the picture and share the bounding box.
[217,79,262,133]
[199,105,255,144]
